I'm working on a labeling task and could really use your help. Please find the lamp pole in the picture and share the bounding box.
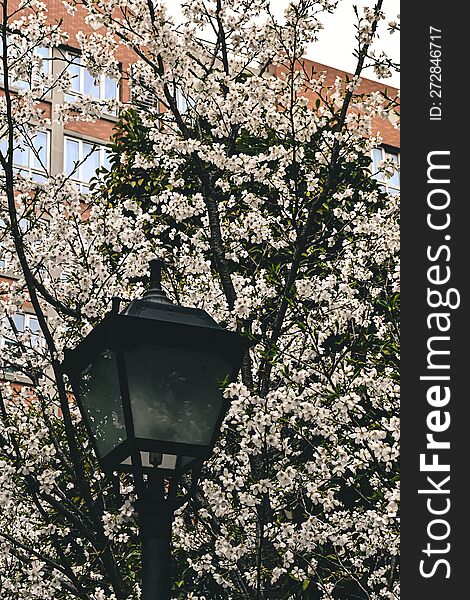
[138,471,173,600]
[62,260,251,599]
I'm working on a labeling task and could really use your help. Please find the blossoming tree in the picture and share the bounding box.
[0,0,399,597]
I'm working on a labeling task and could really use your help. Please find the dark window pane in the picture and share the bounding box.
[126,344,231,446]
[78,349,126,457]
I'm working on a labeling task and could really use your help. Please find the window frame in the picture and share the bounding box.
[15,130,50,182]
[371,145,400,194]
[0,216,44,274]
[0,310,45,381]
[0,44,52,95]
[64,50,119,115]
[0,130,50,183]
[1,311,43,350]
[63,135,111,193]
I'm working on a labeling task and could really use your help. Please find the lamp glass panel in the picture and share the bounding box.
[125,344,231,446]
[78,348,126,457]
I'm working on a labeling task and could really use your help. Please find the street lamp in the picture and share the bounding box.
[63,260,251,599]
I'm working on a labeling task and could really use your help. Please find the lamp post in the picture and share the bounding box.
[63,261,250,599]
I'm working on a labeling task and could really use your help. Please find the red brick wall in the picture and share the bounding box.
[270,58,400,149]
[64,118,118,141]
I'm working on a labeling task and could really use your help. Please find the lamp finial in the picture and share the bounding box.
[144,260,172,304]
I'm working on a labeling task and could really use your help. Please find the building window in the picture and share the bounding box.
[0,216,34,273]
[65,52,119,115]
[175,88,189,114]
[1,312,41,345]
[372,147,400,194]
[1,311,43,376]
[0,131,49,183]
[64,136,111,193]
[0,44,51,93]
[1,311,44,376]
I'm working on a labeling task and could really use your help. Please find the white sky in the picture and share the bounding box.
[166,0,400,88]
[301,0,400,87]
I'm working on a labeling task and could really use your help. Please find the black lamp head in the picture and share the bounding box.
[62,262,252,477]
